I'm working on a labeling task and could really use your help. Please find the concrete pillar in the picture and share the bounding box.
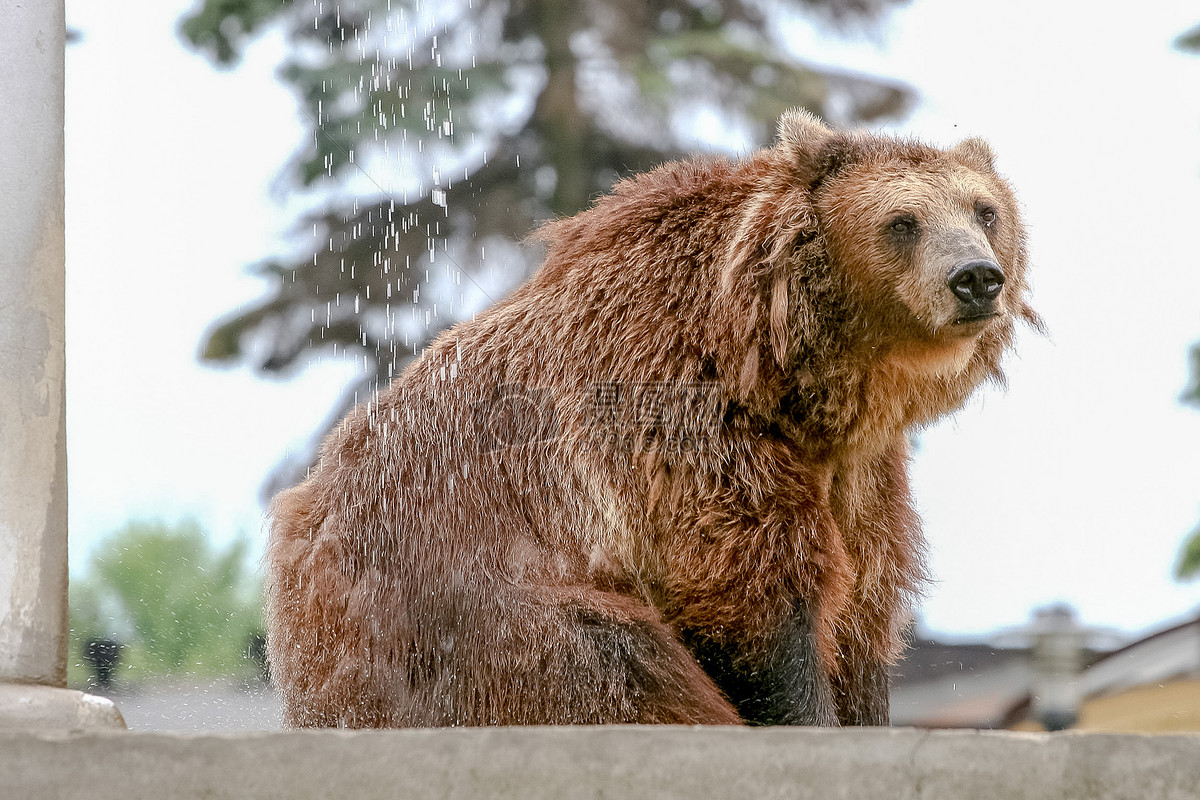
[1030,604,1084,732]
[0,0,69,689]
[0,1,122,729]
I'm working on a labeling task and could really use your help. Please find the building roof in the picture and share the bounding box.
[890,612,1200,730]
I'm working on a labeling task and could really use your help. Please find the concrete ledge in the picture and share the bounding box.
[0,683,125,731]
[2,727,1198,799]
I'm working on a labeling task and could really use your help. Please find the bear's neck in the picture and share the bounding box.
[770,316,1003,461]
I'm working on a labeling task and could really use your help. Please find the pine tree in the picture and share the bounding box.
[181,0,911,491]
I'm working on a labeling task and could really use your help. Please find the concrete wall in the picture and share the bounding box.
[0,1,68,685]
[2,727,1199,800]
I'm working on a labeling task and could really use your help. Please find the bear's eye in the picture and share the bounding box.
[977,206,998,228]
[888,215,918,238]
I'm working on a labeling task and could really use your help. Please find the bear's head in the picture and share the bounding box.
[792,112,1036,342]
[722,110,1041,423]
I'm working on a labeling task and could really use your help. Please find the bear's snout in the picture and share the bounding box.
[946,259,1005,321]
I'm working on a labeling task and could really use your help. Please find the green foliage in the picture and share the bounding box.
[180,0,913,493]
[1181,26,1200,582]
[68,520,263,687]
[1179,340,1200,581]
[1176,528,1200,581]
[1183,342,1200,407]
[1176,23,1200,53]
[179,0,289,66]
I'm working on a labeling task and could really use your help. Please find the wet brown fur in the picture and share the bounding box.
[266,110,1038,727]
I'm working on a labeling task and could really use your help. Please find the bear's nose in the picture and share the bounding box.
[947,260,1005,305]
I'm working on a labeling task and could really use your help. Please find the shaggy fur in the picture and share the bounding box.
[266,110,1039,728]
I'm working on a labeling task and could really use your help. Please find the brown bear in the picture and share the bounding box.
[265,110,1040,728]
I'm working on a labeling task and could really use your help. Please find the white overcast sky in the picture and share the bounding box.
[64,0,1200,639]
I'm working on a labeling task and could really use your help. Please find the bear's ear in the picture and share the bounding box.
[800,137,869,191]
[776,109,869,190]
[776,108,831,154]
[952,137,996,172]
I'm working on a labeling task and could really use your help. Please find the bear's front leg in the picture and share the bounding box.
[656,433,857,726]
[683,605,839,726]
